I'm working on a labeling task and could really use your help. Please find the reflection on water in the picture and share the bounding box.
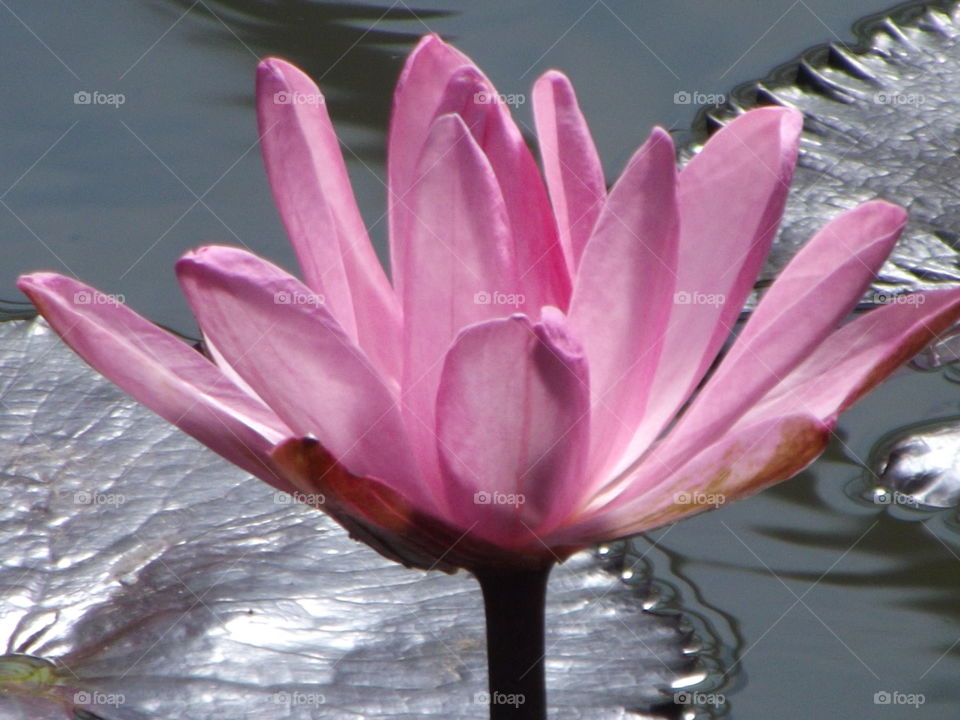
[611,536,746,718]
[161,0,450,138]
[660,364,960,718]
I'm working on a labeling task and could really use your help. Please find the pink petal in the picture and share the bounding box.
[17,273,295,491]
[656,200,906,472]
[435,308,590,547]
[532,70,606,272]
[391,47,570,312]
[568,127,679,481]
[175,246,430,507]
[746,286,960,424]
[574,282,960,542]
[554,413,828,544]
[257,58,401,383]
[388,34,472,299]
[435,67,570,310]
[399,113,520,479]
[619,107,803,469]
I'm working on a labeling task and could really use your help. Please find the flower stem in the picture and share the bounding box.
[472,563,553,720]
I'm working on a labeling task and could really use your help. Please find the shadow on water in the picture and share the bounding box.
[0,300,38,322]
[746,456,960,625]
[156,0,452,133]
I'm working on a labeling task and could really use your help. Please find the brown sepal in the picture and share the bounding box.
[271,437,573,574]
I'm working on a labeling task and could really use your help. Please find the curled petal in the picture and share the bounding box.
[435,310,591,546]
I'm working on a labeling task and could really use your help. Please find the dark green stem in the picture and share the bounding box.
[472,563,553,720]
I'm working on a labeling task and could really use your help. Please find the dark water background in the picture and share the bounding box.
[3,1,959,718]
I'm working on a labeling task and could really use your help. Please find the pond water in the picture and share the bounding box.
[2,1,959,718]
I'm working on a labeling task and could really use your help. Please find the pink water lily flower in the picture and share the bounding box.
[18,35,960,572]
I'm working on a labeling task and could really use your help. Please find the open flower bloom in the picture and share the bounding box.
[18,36,960,572]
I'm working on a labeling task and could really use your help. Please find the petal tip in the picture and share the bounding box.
[534,69,571,90]
[737,105,804,145]
[407,32,459,67]
[15,273,44,292]
[862,198,908,225]
[778,106,804,144]
[415,32,445,49]
[648,126,676,152]
[256,57,323,103]
[256,57,298,84]
[16,272,69,304]
[175,245,233,275]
